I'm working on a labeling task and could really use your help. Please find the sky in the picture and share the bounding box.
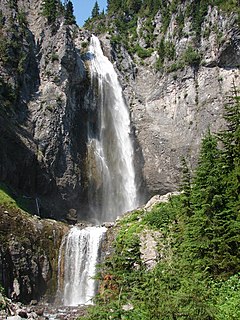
[71,0,108,26]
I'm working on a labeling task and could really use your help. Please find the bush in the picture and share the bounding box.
[135,44,153,59]
[183,46,201,66]
[211,274,240,320]
[51,52,59,62]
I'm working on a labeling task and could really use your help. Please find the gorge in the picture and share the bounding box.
[0,0,239,319]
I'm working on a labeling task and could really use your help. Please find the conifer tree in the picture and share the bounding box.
[91,1,100,18]
[218,83,240,172]
[180,157,192,217]
[126,0,142,13]
[186,94,240,277]
[64,0,76,24]
[107,0,122,13]
[42,0,58,24]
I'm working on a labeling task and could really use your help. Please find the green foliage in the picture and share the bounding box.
[183,46,201,67]
[189,1,209,39]
[110,34,122,46]
[218,84,240,170]
[0,77,17,109]
[176,10,184,37]
[51,52,59,62]
[91,1,100,18]
[0,183,36,214]
[41,0,58,24]
[156,39,176,70]
[211,273,240,320]
[89,0,239,69]
[17,10,28,28]
[64,0,76,24]
[143,195,180,230]
[0,184,17,207]
[167,60,185,73]
[166,45,200,73]
[0,10,5,28]
[135,44,153,59]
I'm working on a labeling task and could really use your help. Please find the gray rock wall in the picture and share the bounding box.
[0,0,91,219]
[0,0,239,217]
[102,5,240,198]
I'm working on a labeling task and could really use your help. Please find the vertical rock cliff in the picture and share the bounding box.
[98,2,240,197]
[0,0,92,219]
[0,0,239,217]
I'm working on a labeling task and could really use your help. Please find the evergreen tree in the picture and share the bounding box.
[180,157,192,217]
[64,0,76,24]
[126,0,142,13]
[107,0,122,13]
[186,109,240,277]
[42,0,58,24]
[91,1,100,18]
[218,83,240,172]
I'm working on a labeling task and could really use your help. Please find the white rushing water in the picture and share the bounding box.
[63,226,106,306]
[87,35,138,223]
[60,35,139,307]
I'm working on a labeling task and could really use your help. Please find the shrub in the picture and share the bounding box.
[135,44,153,59]
[183,46,201,66]
[51,52,59,62]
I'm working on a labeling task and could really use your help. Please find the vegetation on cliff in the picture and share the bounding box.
[41,0,76,25]
[85,0,239,71]
[83,86,240,319]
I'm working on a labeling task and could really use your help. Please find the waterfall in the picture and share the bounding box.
[62,226,106,306]
[86,35,138,223]
[59,35,139,307]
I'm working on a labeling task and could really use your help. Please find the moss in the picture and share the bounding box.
[0,183,36,214]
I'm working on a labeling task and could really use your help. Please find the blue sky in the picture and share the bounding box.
[71,0,108,26]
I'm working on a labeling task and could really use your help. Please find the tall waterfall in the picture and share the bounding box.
[87,35,138,223]
[60,35,139,307]
[62,226,106,306]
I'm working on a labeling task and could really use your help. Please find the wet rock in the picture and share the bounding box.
[66,209,77,225]
[35,309,44,316]
[0,205,69,304]
[18,310,28,318]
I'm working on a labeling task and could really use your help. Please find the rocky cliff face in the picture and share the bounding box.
[0,0,92,219]
[0,0,239,219]
[100,4,240,197]
[0,204,69,303]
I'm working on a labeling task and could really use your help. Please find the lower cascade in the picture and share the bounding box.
[61,226,106,306]
[58,35,139,307]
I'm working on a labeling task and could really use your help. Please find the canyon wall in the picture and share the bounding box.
[0,0,239,217]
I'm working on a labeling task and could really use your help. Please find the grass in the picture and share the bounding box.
[0,183,18,208]
[0,183,36,214]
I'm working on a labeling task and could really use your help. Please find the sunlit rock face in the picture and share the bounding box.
[0,0,239,220]
[100,5,240,199]
[0,0,91,219]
